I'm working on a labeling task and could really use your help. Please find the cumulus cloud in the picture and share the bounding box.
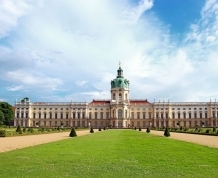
[1,0,218,104]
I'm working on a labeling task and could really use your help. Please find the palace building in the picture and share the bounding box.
[14,63,218,128]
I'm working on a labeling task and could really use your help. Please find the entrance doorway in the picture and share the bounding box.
[118,122,122,128]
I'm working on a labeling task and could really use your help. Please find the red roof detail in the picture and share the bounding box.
[130,99,150,104]
[89,100,110,104]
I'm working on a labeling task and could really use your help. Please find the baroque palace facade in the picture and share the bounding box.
[14,64,218,128]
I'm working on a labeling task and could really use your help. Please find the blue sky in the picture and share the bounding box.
[1,0,218,105]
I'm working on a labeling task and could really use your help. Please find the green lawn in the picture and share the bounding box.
[0,130,218,178]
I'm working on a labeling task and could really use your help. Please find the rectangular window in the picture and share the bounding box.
[161,113,163,119]
[189,113,191,118]
[66,113,68,119]
[55,113,57,119]
[50,113,52,119]
[39,113,41,119]
[178,113,180,119]
[137,112,140,119]
[21,113,24,118]
[33,113,35,119]
[44,113,46,119]
[137,121,140,127]
[100,121,103,127]
[156,113,159,118]
[78,113,80,119]
[213,112,215,118]
[131,112,134,119]
[172,113,175,119]
[25,112,28,118]
[143,121,146,127]
[100,112,103,119]
[183,113,186,119]
[60,113,63,119]
[213,120,216,126]
[165,113,168,118]
[89,112,92,119]
[200,113,202,118]
[17,112,19,118]
[44,121,46,127]
[95,112,98,119]
[189,121,191,127]
[82,113,85,119]
[194,113,197,118]
[106,112,109,119]
[149,112,151,119]
[143,112,146,119]
[205,113,207,118]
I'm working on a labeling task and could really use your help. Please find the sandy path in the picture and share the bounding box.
[0,130,96,153]
[149,130,218,148]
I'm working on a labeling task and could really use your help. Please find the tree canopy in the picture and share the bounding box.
[0,102,14,125]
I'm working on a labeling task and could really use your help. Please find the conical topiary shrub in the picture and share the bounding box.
[90,127,94,133]
[139,127,141,131]
[103,127,106,130]
[99,127,101,131]
[146,127,150,133]
[134,127,137,130]
[69,127,77,137]
[164,127,170,137]
[16,125,22,134]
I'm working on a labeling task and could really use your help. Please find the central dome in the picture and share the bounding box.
[111,63,129,89]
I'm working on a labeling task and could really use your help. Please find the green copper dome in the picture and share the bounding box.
[111,63,129,89]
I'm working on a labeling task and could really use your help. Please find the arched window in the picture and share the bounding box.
[125,110,127,118]
[118,109,122,118]
[125,94,127,100]
[113,93,116,100]
[119,93,122,100]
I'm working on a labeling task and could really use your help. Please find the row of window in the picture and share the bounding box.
[131,112,152,119]
[155,112,210,119]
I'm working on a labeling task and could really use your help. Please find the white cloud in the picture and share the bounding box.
[2,0,218,104]
[76,81,87,87]
[7,85,24,91]
[82,91,110,100]
[5,70,63,90]
[0,0,31,38]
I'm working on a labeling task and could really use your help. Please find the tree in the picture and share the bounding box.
[90,128,94,133]
[69,127,77,137]
[0,102,14,125]
[0,111,5,125]
[16,125,22,134]
[164,127,170,137]
[146,127,150,133]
